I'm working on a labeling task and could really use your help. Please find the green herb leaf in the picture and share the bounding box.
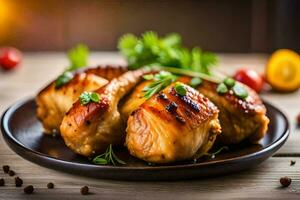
[55,72,73,89]
[223,78,236,88]
[189,77,202,88]
[174,82,187,96]
[204,146,229,159]
[66,44,89,71]
[216,83,228,94]
[143,71,177,99]
[79,91,100,105]
[93,157,108,165]
[79,92,91,105]
[92,144,126,166]
[111,150,126,165]
[118,31,218,74]
[232,84,248,99]
[55,44,90,88]
[90,92,100,103]
[142,74,154,80]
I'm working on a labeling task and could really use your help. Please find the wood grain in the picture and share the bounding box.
[0,53,300,199]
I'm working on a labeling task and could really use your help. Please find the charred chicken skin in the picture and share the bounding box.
[178,77,270,145]
[36,65,126,134]
[60,69,149,157]
[123,75,269,146]
[125,82,221,163]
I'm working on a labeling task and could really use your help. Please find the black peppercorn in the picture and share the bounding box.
[47,182,54,189]
[280,177,291,187]
[80,186,89,195]
[24,185,34,194]
[2,165,9,173]
[0,178,4,186]
[290,160,296,166]
[15,177,23,187]
[8,170,15,176]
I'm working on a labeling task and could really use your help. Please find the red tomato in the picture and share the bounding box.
[233,69,264,93]
[0,47,22,70]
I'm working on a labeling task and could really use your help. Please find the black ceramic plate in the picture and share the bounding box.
[1,98,289,181]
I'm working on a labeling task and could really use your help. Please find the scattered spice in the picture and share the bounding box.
[290,160,296,166]
[15,177,23,187]
[2,165,9,173]
[8,170,15,176]
[24,185,34,194]
[47,182,54,189]
[80,186,89,195]
[280,177,291,187]
[0,178,4,186]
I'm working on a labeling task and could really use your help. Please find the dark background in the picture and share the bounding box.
[0,0,299,52]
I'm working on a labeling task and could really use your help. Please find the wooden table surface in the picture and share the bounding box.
[0,53,299,199]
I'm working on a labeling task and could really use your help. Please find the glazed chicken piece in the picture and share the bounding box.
[36,65,126,134]
[124,74,269,151]
[178,77,270,145]
[60,69,149,157]
[126,82,221,163]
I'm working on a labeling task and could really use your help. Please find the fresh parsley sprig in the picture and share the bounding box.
[79,91,101,105]
[55,44,89,89]
[118,31,218,74]
[93,144,126,166]
[142,71,177,99]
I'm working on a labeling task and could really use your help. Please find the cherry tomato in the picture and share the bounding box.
[0,47,22,70]
[233,69,264,93]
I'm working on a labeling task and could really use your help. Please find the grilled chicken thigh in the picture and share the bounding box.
[178,77,269,145]
[60,69,149,157]
[126,82,221,163]
[36,65,126,134]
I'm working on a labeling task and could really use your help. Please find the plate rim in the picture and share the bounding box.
[1,97,290,172]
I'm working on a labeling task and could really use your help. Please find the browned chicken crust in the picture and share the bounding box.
[178,77,270,145]
[84,65,127,80]
[60,69,149,157]
[126,82,221,163]
[36,65,127,134]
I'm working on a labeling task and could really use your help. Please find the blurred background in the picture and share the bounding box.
[0,0,299,52]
